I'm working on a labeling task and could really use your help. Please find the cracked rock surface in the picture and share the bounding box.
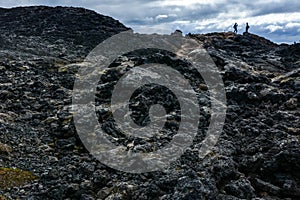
[0,6,299,200]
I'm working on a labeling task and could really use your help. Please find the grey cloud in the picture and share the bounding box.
[0,0,299,43]
[248,1,300,17]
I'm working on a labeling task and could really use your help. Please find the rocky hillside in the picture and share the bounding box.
[0,6,130,60]
[0,6,299,200]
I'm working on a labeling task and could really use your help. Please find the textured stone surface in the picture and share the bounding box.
[0,6,299,200]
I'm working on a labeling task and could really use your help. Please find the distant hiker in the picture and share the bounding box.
[233,23,238,33]
[245,22,250,33]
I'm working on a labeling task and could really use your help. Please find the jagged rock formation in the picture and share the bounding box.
[0,6,299,200]
[0,6,130,61]
[189,32,300,199]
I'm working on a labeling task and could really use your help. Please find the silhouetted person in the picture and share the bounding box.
[245,22,250,33]
[233,23,238,33]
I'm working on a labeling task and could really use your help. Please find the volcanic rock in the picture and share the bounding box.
[0,6,299,200]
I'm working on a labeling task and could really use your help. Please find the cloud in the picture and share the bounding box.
[1,0,300,43]
[266,25,284,33]
[155,14,168,20]
[285,22,300,29]
[148,0,226,7]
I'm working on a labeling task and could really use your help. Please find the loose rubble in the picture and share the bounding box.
[0,6,299,199]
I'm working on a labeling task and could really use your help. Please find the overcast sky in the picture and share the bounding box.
[1,0,300,44]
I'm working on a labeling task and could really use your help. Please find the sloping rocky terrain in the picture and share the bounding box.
[0,6,299,200]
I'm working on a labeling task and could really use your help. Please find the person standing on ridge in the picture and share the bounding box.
[233,23,238,33]
[245,22,250,33]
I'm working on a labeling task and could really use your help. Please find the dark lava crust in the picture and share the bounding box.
[0,6,299,200]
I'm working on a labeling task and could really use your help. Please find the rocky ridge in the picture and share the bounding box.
[0,6,299,200]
